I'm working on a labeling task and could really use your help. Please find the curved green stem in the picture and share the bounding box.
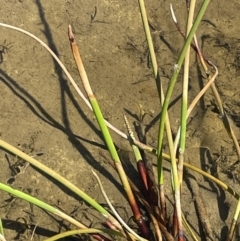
[0,182,87,229]
[0,139,121,230]
[44,228,123,241]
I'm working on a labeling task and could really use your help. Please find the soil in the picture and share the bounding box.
[0,0,240,240]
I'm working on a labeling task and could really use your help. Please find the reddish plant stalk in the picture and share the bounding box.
[172,206,178,238]
[137,160,149,191]
[114,162,149,238]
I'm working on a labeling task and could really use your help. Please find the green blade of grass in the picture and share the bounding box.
[178,0,196,170]
[0,182,84,229]
[0,183,115,241]
[44,228,124,241]
[0,218,4,236]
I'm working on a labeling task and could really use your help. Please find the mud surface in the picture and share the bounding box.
[0,0,240,240]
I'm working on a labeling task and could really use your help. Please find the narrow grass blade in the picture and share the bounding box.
[0,219,4,237]
[0,182,86,229]
[0,183,114,241]
[228,199,240,240]
[44,228,124,241]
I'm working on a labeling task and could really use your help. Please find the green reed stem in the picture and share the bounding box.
[68,25,149,238]
[137,0,158,85]
[137,0,174,202]
[0,218,4,237]
[176,1,196,239]
[157,0,210,185]
[0,182,57,213]
[0,182,91,229]
[178,0,196,182]
[44,229,123,241]
[156,2,209,239]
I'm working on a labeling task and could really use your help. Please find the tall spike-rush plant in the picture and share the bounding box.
[138,0,210,240]
[157,1,210,240]
[67,25,150,239]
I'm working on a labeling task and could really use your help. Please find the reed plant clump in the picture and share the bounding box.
[0,1,240,240]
